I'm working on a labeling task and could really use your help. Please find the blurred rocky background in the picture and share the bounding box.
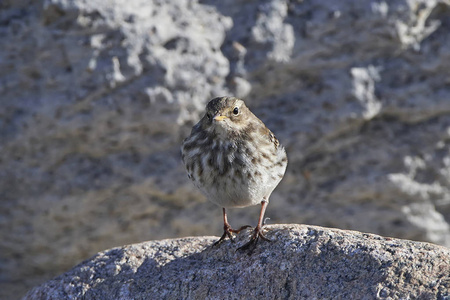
[1,0,449,298]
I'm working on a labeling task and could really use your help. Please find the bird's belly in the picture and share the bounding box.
[195,158,284,208]
[184,137,287,208]
[200,176,260,208]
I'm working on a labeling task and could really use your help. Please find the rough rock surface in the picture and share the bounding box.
[24,224,450,299]
[2,0,450,299]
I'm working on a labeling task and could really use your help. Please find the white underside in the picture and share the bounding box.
[191,141,287,208]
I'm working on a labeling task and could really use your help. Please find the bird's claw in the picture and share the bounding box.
[213,224,252,246]
[236,226,272,254]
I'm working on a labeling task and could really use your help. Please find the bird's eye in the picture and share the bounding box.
[233,107,239,115]
[206,113,211,120]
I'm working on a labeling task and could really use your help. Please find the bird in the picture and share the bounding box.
[181,96,287,251]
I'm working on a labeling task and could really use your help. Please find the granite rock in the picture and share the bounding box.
[24,225,450,299]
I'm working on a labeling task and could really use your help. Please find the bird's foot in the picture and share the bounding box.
[236,225,272,254]
[213,224,251,246]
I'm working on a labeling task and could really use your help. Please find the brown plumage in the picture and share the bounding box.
[181,96,288,251]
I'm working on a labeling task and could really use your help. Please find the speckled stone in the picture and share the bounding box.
[25,225,450,299]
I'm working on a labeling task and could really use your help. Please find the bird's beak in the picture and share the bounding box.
[213,115,228,121]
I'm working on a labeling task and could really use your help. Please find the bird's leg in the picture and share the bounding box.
[237,200,272,252]
[213,208,251,246]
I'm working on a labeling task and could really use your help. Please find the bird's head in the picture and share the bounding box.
[200,96,254,138]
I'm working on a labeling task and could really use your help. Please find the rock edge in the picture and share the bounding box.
[24,224,450,299]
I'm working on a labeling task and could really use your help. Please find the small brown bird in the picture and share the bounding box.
[181,96,287,251]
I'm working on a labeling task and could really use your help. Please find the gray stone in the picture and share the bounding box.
[2,0,450,299]
[24,225,450,299]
